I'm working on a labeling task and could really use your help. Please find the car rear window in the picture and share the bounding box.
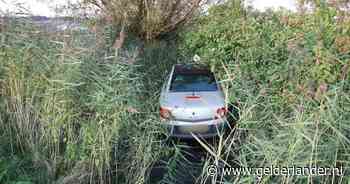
[169,73,218,92]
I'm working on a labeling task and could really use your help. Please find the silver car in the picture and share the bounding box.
[159,64,228,138]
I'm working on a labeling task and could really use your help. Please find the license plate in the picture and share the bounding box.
[178,125,209,134]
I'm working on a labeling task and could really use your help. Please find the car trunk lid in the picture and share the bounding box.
[164,91,225,121]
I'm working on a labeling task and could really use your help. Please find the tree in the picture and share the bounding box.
[83,0,207,41]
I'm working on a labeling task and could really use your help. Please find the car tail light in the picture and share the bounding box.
[215,107,227,119]
[160,107,172,120]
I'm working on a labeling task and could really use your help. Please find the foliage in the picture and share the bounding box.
[1,0,350,183]
[180,0,350,183]
[83,0,205,40]
[0,19,177,184]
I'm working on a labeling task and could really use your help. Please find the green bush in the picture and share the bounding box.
[179,1,350,183]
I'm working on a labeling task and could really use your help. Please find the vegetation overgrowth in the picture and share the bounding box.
[180,0,350,183]
[0,0,349,183]
[0,19,177,184]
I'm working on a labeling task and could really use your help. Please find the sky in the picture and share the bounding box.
[248,0,297,11]
[0,0,297,17]
[0,0,61,16]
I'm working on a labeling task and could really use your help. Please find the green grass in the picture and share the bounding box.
[179,1,350,183]
[1,2,350,183]
[0,19,176,184]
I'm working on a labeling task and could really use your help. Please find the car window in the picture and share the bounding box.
[169,73,218,92]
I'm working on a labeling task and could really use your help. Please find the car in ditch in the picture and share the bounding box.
[159,63,230,138]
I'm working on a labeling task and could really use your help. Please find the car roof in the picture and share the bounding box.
[173,64,212,75]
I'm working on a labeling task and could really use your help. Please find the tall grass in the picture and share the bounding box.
[180,1,350,183]
[1,1,350,183]
[0,18,177,184]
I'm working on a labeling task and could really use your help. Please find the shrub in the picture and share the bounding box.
[179,0,350,183]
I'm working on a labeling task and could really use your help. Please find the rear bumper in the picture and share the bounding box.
[163,118,227,139]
